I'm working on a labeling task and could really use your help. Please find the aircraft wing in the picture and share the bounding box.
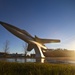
[40,39,60,44]
[35,35,60,44]
[27,44,34,51]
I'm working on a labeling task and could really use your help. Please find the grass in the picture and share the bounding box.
[0,61,75,75]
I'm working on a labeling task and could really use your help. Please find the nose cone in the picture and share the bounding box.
[0,21,21,36]
[0,21,4,24]
[0,21,7,26]
[0,21,21,32]
[0,21,11,29]
[0,21,25,41]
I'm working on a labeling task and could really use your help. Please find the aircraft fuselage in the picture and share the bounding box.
[0,21,47,50]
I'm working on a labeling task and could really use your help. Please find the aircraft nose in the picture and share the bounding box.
[0,21,7,26]
[0,21,4,24]
[0,21,8,28]
[0,21,12,29]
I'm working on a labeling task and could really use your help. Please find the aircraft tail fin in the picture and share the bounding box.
[35,35,42,43]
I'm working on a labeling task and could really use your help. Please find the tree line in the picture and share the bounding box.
[44,48,75,57]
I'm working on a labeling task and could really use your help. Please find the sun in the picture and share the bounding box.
[67,40,75,50]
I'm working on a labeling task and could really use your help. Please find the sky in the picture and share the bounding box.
[0,0,75,54]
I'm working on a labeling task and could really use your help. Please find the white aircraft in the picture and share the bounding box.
[0,21,60,58]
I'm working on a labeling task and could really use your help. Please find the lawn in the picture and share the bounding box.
[0,61,75,75]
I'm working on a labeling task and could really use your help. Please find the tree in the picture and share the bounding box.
[3,40,10,54]
[23,43,28,57]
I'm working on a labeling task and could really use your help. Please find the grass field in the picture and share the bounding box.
[0,61,75,75]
